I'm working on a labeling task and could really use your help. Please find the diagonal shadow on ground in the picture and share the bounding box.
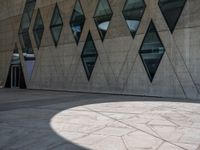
[0,89,200,150]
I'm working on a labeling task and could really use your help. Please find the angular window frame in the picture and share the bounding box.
[122,0,146,38]
[70,0,86,45]
[33,9,44,49]
[50,3,63,47]
[158,0,187,33]
[18,0,36,81]
[18,0,36,54]
[93,0,113,41]
[139,20,165,82]
[81,31,98,81]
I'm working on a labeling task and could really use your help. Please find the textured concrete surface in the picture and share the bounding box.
[0,0,200,99]
[0,89,200,150]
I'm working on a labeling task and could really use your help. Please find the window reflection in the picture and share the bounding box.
[94,0,113,41]
[139,21,165,82]
[50,4,63,47]
[18,0,36,79]
[11,45,20,65]
[122,0,146,38]
[70,0,85,44]
[81,32,98,80]
[33,9,44,49]
[158,0,186,32]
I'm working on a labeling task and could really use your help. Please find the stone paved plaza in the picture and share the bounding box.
[0,89,200,150]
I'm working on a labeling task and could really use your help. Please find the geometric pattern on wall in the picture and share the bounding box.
[50,3,63,47]
[18,0,36,80]
[81,31,98,80]
[70,0,86,45]
[122,0,146,38]
[94,0,113,41]
[33,9,44,49]
[158,0,187,33]
[139,21,165,82]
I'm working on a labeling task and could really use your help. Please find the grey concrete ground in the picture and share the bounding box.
[0,89,200,150]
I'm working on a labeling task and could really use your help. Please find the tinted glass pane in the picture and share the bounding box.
[19,0,36,33]
[19,33,26,50]
[11,45,20,65]
[50,26,63,46]
[70,0,85,44]
[34,30,43,48]
[81,32,98,80]
[20,12,31,32]
[159,0,186,32]
[51,4,63,26]
[94,0,113,41]
[95,0,112,16]
[33,10,44,49]
[24,2,35,19]
[50,4,63,47]
[122,0,146,38]
[26,0,36,3]
[18,0,36,80]
[25,60,35,79]
[139,21,165,82]
[21,32,33,53]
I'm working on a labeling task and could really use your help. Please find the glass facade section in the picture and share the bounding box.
[94,0,113,41]
[122,0,146,38]
[139,21,165,82]
[70,0,85,45]
[33,9,44,49]
[11,44,20,65]
[81,32,98,80]
[18,0,36,80]
[50,4,63,47]
[158,0,187,33]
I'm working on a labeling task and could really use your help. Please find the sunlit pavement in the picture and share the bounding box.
[0,89,200,150]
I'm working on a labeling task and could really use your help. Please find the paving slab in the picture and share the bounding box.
[0,89,200,150]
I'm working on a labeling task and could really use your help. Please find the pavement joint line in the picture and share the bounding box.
[160,115,180,127]
[84,106,188,150]
[1,89,200,149]
[155,141,165,150]
[145,124,162,138]
[120,136,129,150]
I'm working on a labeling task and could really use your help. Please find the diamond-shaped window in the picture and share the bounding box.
[33,9,44,49]
[81,32,98,80]
[18,0,36,52]
[50,3,63,47]
[158,0,187,33]
[19,32,33,54]
[18,0,36,80]
[24,0,36,19]
[94,0,113,41]
[70,0,85,45]
[122,0,146,38]
[139,21,165,82]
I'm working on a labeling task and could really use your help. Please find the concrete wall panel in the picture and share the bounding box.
[0,0,200,100]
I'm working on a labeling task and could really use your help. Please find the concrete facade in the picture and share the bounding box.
[0,0,200,99]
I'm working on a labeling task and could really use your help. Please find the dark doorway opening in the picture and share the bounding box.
[5,65,26,89]
[5,45,27,89]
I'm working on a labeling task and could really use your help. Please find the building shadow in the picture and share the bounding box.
[0,89,199,150]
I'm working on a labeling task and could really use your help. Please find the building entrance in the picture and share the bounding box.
[5,45,26,89]
[11,65,20,88]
